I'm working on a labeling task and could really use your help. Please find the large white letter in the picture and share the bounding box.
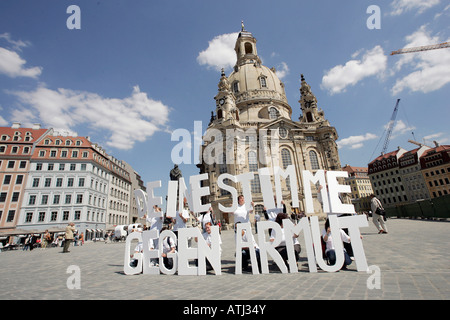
[235,222,259,275]
[190,173,211,213]
[142,229,160,275]
[274,165,299,207]
[178,228,201,276]
[197,226,222,275]
[134,189,148,218]
[310,215,344,272]
[327,171,355,214]
[302,170,327,214]
[147,181,163,218]
[283,218,317,273]
[258,167,275,209]
[166,180,178,218]
[236,172,254,211]
[257,221,288,274]
[124,232,143,275]
[338,215,369,272]
[217,173,238,212]
[159,230,178,275]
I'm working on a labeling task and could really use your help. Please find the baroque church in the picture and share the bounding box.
[197,25,342,226]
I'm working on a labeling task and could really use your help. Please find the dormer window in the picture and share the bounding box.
[269,107,279,120]
[259,76,267,88]
[233,81,239,93]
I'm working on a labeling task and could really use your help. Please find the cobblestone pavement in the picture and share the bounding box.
[0,218,449,300]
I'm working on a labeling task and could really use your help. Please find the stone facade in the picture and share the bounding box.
[197,27,342,226]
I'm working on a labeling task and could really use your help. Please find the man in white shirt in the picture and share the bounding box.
[197,207,215,232]
[322,219,352,269]
[233,195,254,225]
[173,207,190,236]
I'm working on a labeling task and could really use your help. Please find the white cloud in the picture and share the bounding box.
[391,26,450,95]
[337,133,378,149]
[275,62,289,80]
[0,47,42,78]
[0,115,8,126]
[9,85,170,150]
[321,45,387,94]
[423,132,449,145]
[197,32,239,71]
[390,0,441,15]
[0,33,31,51]
[391,120,416,136]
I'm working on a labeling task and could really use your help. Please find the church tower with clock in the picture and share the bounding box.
[198,24,343,226]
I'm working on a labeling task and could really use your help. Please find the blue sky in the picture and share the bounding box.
[0,0,449,200]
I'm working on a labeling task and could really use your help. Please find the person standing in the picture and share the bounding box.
[233,195,254,226]
[42,230,51,249]
[370,194,388,234]
[63,222,76,253]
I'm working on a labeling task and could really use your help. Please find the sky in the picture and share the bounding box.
[0,0,449,202]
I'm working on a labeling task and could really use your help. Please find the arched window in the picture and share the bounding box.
[281,148,292,190]
[260,76,267,88]
[269,107,279,120]
[309,150,320,170]
[248,151,261,193]
[245,42,253,54]
[219,153,227,174]
[233,81,239,93]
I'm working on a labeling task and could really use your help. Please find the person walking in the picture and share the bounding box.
[370,194,388,234]
[63,222,76,253]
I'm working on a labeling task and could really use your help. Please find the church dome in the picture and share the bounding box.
[225,27,291,120]
[228,63,287,104]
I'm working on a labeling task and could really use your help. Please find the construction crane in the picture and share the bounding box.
[390,42,450,55]
[381,99,401,154]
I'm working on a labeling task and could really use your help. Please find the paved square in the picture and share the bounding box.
[0,218,449,300]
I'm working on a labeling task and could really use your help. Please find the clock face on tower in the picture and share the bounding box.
[219,98,225,105]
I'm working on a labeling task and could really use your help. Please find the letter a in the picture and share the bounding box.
[66,5,81,30]
[366,5,381,30]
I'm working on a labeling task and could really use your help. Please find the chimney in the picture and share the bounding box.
[11,122,21,129]
[433,141,440,147]
[32,123,41,130]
